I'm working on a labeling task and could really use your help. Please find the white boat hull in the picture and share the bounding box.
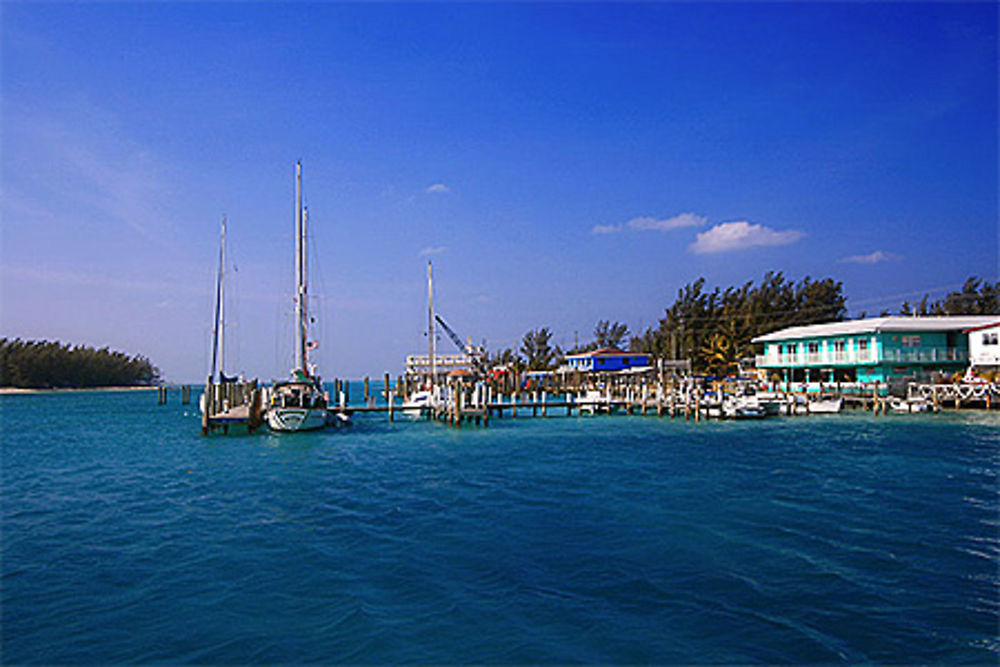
[266,407,329,432]
[806,397,843,414]
[401,390,434,418]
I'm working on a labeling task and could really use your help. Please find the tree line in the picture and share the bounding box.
[487,273,998,375]
[0,338,160,389]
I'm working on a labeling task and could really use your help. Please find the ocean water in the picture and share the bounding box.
[2,388,998,664]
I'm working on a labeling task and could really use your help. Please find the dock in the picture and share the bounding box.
[157,372,998,434]
[200,380,264,434]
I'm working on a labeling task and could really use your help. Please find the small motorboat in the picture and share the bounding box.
[401,389,435,418]
[888,397,931,413]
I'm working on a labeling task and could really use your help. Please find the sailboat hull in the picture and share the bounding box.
[266,407,329,432]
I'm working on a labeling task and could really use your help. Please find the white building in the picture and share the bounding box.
[966,321,1000,369]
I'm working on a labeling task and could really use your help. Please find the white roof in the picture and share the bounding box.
[752,316,999,343]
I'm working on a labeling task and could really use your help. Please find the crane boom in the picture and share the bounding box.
[434,313,486,372]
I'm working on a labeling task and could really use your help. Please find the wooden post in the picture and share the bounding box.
[541,391,547,418]
[201,383,211,435]
[384,372,393,422]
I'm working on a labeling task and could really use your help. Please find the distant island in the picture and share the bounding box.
[0,338,160,390]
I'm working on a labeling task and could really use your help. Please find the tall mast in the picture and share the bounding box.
[210,215,226,383]
[295,161,307,373]
[427,260,436,386]
[302,205,309,373]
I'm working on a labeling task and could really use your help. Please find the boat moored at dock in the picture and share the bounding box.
[265,162,339,432]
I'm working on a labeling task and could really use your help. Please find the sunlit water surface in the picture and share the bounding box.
[3,389,998,663]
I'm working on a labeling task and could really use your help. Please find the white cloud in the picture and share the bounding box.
[627,212,707,231]
[590,223,623,234]
[838,250,900,264]
[591,212,706,235]
[689,221,804,254]
[425,183,450,194]
[419,246,447,257]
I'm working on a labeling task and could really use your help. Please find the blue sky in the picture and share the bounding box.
[2,2,997,381]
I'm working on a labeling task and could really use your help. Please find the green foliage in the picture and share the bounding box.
[631,271,847,373]
[520,327,561,371]
[489,347,524,372]
[0,338,160,389]
[900,277,1000,316]
[594,320,630,349]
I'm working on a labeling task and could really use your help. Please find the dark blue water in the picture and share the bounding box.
[3,389,998,663]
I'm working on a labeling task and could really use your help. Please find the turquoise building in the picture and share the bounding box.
[752,316,996,383]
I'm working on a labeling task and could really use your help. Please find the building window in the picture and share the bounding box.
[833,340,845,352]
[623,357,630,365]
[807,342,819,354]
[858,338,869,351]
[902,335,921,347]
[984,333,999,346]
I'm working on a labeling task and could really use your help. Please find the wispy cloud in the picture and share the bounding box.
[838,250,900,264]
[425,183,451,194]
[4,100,179,252]
[590,223,623,234]
[689,221,804,254]
[419,246,447,257]
[627,213,707,231]
[591,212,706,235]
[1,263,202,296]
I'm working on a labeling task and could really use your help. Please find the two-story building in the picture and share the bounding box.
[564,348,651,373]
[752,316,996,384]
[966,320,1000,371]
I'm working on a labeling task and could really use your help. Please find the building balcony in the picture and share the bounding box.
[756,346,957,367]
[881,347,966,364]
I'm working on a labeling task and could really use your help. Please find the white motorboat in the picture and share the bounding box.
[806,397,843,414]
[753,392,783,416]
[401,388,435,417]
[889,397,931,413]
[722,396,768,419]
[266,162,336,432]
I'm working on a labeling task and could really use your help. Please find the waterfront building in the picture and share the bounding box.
[564,348,651,373]
[405,353,475,381]
[752,316,996,384]
[966,320,1000,370]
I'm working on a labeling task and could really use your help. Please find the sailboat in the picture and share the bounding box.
[265,162,334,432]
[401,261,438,417]
[200,215,229,418]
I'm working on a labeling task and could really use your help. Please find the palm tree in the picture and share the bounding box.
[521,328,558,370]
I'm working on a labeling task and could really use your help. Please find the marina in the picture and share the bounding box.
[183,372,999,435]
[184,164,998,437]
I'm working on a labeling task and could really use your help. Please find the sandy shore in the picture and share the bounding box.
[0,386,159,395]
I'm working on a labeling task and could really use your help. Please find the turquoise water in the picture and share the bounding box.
[2,388,998,663]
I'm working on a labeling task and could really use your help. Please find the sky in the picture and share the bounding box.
[2,2,998,382]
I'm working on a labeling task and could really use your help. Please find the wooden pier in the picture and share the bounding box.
[908,382,999,410]
[165,372,997,435]
[200,381,264,434]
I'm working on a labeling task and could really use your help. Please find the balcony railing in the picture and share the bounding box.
[755,347,965,367]
[881,347,966,363]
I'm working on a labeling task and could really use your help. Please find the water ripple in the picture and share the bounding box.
[2,393,998,663]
